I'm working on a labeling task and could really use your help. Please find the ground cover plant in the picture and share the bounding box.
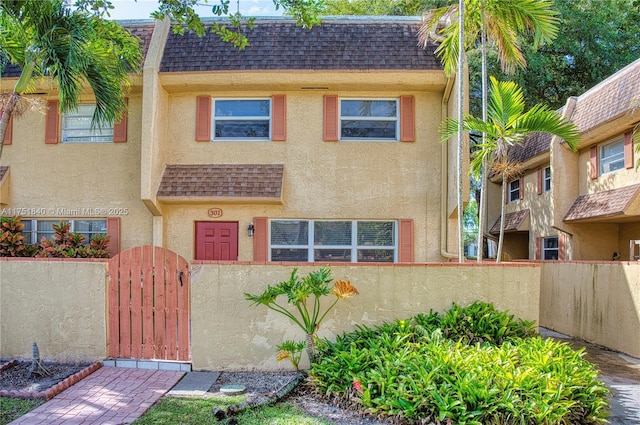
[0,398,44,425]
[131,395,333,425]
[311,302,610,424]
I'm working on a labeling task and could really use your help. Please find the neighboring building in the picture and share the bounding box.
[0,17,468,263]
[486,58,640,261]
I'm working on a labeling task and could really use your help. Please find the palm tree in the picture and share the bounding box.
[440,77,579,262]
[419,0,559,262]
[0,0,142,160]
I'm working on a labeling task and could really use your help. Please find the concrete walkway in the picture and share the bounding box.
[8,367,184,425]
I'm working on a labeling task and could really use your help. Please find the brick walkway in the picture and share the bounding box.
[9,367,185,425]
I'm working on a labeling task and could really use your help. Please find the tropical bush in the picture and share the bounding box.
[0,217,111,258]
[311,302,609,424]
[245,267,359,364]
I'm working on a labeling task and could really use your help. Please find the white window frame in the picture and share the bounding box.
[543,167,551,192]
[599,138,625,175]
[269,219,398,263]
[21,219,107,244]
[339,98,399,142]
[62,104,113,143]
[542,236,559,260]
[212,98,271,141]
[508,179,520,202]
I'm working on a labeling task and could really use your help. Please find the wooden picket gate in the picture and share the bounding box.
[107,245,190,361]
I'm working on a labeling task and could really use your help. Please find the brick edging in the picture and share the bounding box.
[0,361,102,400]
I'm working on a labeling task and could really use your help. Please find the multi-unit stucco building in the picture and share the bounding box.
[0,17,468,264]
[487,58,640,261]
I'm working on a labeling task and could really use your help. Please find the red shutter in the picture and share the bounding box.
[195,96,211,142]
[536,169,543,195]
[519,177,524,200]
[558,234,566,261]
[271,95,286,141]
[113,98,128,143]
[1,110,12,145]
[253,217,268,262]
[535,237,542,260]
[398,219,414,262]
[400,95,415,142]
[323,95,339,141]
[624,132,633,169]
[106,217,121,257]
[45,100,60,144]
[589,146,598,179]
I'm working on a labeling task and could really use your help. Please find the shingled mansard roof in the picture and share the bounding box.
[1,21,155,78]
[510,57,640,164]
[160,17,441,72]
[157,164,284,201]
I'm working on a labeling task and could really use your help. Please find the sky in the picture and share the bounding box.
[108,0,282,20]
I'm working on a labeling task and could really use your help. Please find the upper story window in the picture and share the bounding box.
[213,99,271,141]
[543,167,551,192]
[542,236,559,260]
[599,138,625,175]
[62,104,113,143]
[21,219,107,244]
[270,219,397,263]
[340,99,399,141]
[508,179,521,202]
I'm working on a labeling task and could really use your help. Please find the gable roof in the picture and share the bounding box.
[157,164,284,202]
[160,17,441,73]
[1,21,155,78]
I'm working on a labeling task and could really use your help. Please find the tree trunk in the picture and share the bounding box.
[0,92,20,161]
[305,332,316,364]
[456,0,466,262]
[496,172,508,263]
[477,3,488,263]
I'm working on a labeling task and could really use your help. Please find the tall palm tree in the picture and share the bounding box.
[419,0,559,262]
[0,0,142,160]
[440,77,579,262]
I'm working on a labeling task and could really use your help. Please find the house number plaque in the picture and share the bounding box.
[208,208,223,218]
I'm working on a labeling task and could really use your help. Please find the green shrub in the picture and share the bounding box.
[311,302,609,424]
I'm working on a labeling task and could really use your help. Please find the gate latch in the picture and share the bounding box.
[178,270,184,286]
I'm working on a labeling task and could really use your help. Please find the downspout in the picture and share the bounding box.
[440,76,457,259]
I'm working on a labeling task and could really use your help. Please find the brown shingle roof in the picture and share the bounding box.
[157,164,284,200]
[1,21,154,78]
[489,209,530,235]
[570,58,640,133]
[160,18,441,72]
[513,57,640,162]
[563,184,640,222]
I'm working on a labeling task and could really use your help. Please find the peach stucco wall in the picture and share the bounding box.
[190,262,540,370]
[0,259,108,361]
[540,261,640,358]
[0,92,154,251]
[155,88,452,262]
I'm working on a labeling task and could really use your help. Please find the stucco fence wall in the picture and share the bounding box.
[0,259,108,362]
[0,259,540,369]
[539,261,640,358]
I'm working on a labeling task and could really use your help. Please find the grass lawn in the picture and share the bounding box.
[132,396,333,425]
[0,397,44,425]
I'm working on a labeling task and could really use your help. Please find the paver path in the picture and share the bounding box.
[8,367,184,425]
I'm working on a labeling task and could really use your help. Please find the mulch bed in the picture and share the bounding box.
[0,359,101,400]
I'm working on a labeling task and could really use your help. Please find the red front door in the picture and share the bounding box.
[195,222,239,261]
